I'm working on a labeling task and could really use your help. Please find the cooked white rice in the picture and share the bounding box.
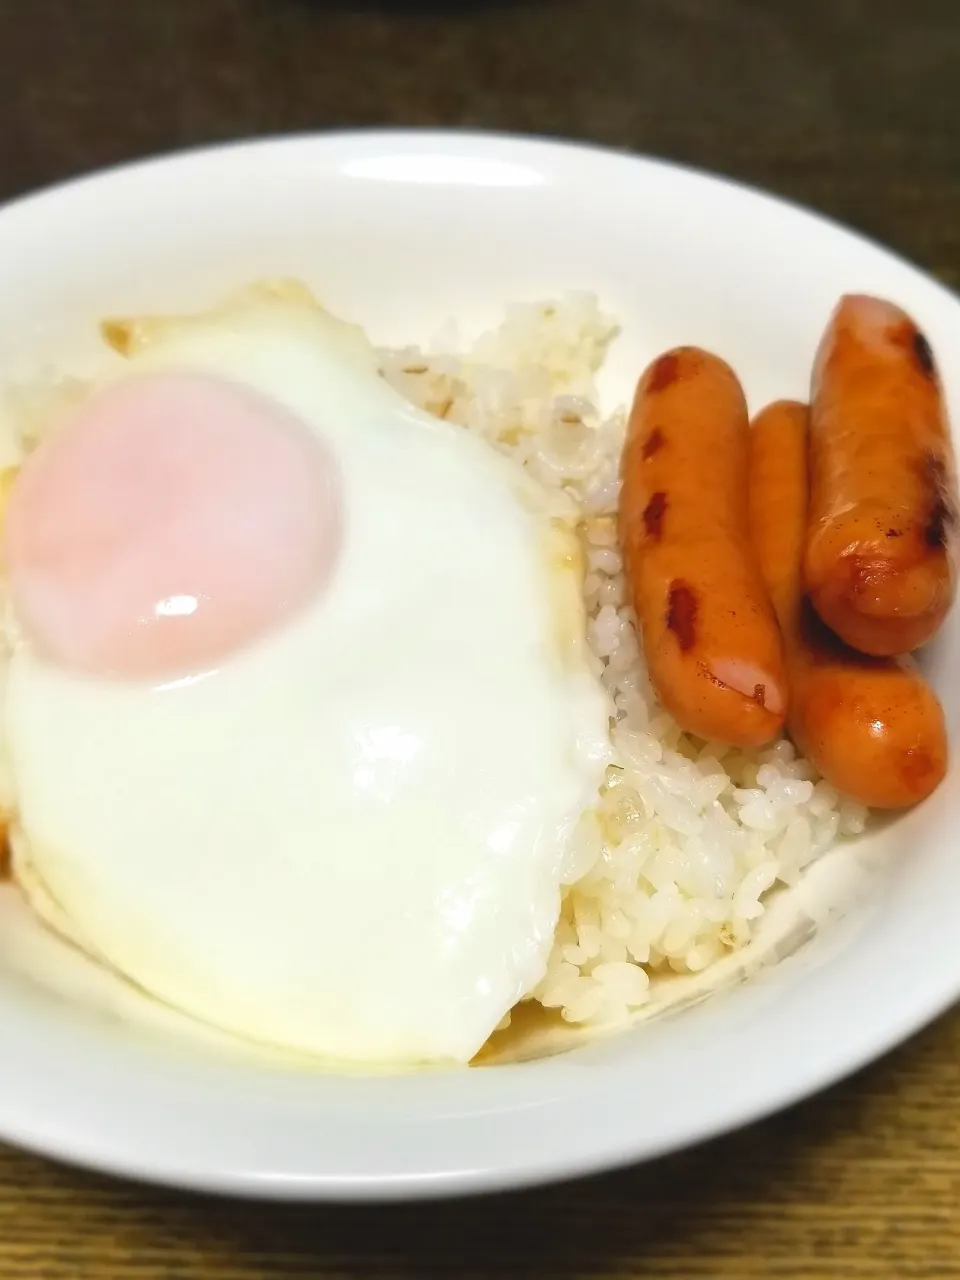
[379,294,868,1030]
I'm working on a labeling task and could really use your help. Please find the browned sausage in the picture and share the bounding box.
[805,294,958,655]
[750,398,947,808]
[619,348,787,747]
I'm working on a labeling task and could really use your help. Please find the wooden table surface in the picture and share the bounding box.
[1,0,959,1275]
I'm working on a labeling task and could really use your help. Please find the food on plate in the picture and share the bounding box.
[804,294,958,656]
[0,281,946,1069]
[1,283,613,1065]
[618,347,788,747]
[617,300,953,811]
[749,399,947,808]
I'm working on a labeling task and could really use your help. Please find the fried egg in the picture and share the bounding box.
[2,283,612,1065]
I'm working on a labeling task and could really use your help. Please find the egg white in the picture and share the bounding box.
[5,283,612,1065]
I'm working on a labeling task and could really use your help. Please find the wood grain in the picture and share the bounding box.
[0,0,959,1275]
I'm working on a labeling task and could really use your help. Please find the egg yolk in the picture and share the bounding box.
[4,372,341,680]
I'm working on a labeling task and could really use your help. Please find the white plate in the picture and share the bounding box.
[0,130,958,1201]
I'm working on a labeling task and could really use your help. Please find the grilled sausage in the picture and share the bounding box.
[751,398,947,808]
[619,347,787,747]
[805,294,958,655]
